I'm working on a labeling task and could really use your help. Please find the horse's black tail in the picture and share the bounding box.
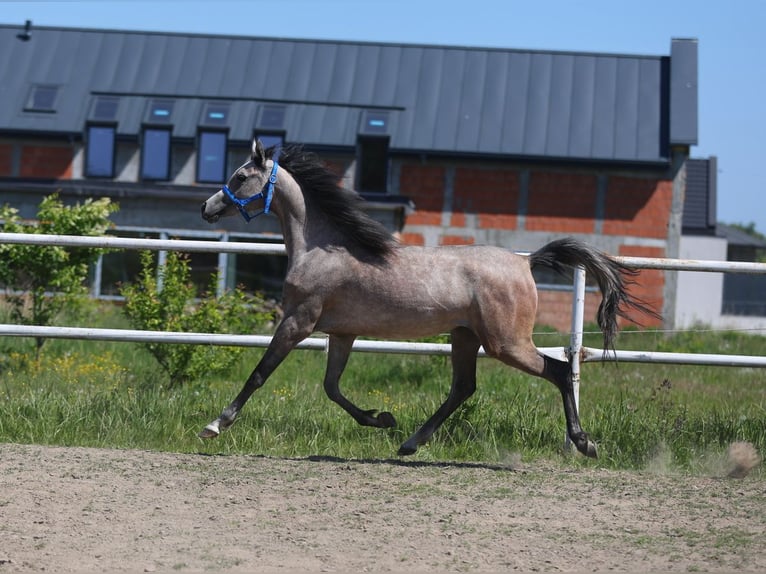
[528,237,660,350]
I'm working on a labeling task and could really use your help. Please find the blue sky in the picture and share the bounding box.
[3,0,765,233]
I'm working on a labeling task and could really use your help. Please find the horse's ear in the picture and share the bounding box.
[251,139,266,167]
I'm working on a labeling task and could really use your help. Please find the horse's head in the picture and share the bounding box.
[201,139,278,223]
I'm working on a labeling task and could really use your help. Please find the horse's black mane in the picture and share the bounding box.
[266,145,397,259]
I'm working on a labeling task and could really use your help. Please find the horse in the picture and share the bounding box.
[200,139,656,458]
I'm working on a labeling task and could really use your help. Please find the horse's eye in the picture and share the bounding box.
[237,173,247,183]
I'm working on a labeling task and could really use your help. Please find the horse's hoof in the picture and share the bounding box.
[575,437,598,458]
[398,442,417,456]
[198,422,220,439]
[376,411,397,428]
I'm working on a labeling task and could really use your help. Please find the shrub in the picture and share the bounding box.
[0,194,118,353]
[120,250,276,387]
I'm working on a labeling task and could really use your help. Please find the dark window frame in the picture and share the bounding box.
[355,135,390,194]
[84,124,117,178]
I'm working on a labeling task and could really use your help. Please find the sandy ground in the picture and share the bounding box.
[0,443,764,573]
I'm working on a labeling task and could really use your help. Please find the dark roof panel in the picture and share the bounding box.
[0,24,697,163]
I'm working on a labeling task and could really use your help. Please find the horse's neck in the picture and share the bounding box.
[272,179,334,259]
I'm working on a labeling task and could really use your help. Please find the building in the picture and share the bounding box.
[677,157,766,329]
[0,22,701,330]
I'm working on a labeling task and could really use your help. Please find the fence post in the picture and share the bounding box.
[565,265,586,451]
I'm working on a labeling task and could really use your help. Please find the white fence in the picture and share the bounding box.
[2,231,766,375]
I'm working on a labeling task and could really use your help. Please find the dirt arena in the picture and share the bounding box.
[1,443,763,572]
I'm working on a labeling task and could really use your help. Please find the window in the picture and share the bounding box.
[356,136,389,193]
[146,99,174,124]
[360,110,390,135]
[254,104,287,149]
[25,85,59,112]
[98,232,159,297]
[231,237,288,297]
[201,102,230,126]
[141,128,171,180]
[256,104,286,130]
[85,125,116,177]
[197,131,228,183]
[90,96,120,121]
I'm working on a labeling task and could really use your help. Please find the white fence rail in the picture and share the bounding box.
[1,232,765,372]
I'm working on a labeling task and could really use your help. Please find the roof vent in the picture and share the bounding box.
[17,20,31,42]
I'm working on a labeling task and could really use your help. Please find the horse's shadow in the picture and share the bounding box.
[198,451,519,473]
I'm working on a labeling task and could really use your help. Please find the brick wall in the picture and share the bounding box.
[453,167,519,230]
[617,244,665,328]
[400,164,445,226]
[526,172,597,233]
[0,144,13,176]
[19,145,73,179]
[536,290,601,331]
[603,177,672,238]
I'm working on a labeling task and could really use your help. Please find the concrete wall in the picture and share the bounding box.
[675,235,727,328]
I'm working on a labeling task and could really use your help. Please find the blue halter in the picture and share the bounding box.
[222,153,280,222]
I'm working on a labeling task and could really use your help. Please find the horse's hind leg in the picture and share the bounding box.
[323,335,396,428]
[490,339,597,458]
[398,327,481,456]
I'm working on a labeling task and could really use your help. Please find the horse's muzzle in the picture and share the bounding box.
[201,201,220,223]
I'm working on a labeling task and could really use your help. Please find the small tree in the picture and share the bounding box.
[121,250,276,387]
[0,194,118,352]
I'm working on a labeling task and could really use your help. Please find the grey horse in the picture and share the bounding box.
[200,140,656,458]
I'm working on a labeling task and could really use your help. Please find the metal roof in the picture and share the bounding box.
[0,24,697,163]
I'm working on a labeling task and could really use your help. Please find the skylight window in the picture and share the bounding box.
[25,85,59,113]
[146,99,174,123]
[360,110,390,135]
[90,96,120,121]
[201,102,230,126]
[256,104,286,130]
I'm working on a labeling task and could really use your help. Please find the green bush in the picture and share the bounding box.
[120,250,276,387]
[0,194,117,353]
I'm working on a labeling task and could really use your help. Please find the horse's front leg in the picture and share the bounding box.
[323,334,396,429]
[199,312,316,439]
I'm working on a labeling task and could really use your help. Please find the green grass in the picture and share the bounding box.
[1,303,764,474]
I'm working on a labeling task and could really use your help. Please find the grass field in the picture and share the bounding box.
[1,302,764,474]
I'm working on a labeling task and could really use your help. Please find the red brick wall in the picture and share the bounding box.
[400,165,445,227]
[536,290,602,332]
[603,177,672,238]
[617,244,665,328]
[0,144,13,176]
[453,167,519,230]
[526,172,597,233]
[19,145,73,179]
